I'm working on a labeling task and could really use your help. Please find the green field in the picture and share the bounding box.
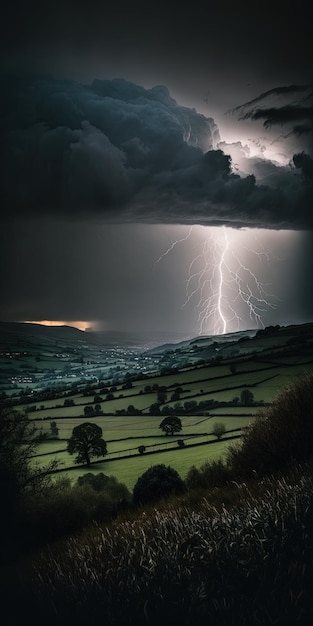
[4,322,313,491]
[22,349,313,490]
[44,439,232,490]
[21,358,313,421]
[31,409,250,489]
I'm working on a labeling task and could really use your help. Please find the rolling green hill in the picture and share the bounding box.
[2,321,313,488]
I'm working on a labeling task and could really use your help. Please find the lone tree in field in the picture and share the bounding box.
[212,422,226,440]
[159,416,182,436]
[49,421,59,438]
[240,389,255,406]
[67,422,107,466]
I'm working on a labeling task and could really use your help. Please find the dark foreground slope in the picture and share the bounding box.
[1,373,313,626]
[2,463,313,626]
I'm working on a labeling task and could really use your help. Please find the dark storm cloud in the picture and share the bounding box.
[231,84,313,137]
[1,75,312,229]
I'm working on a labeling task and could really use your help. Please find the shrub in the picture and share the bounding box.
[186,459,230,490]
[212,422,226,440]
[24,475,131,547]
[228,372,313,477]
[240,389,254,406]
[76,472,131,503]
[159,416,182,435]
[133,464,185,506]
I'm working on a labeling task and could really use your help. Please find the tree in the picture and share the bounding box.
[76,472,130,504]
[93,394,103,403]
[127,404,136,415]
[94,404,103,416]
[212,422,226,440]
[0,408,54,495]
[64,398,75,407]
[0,408,57,561]
[157,389,167,404]
[138,445,146,455]
[240,389,255,406]
[159,416,182,436]
[149,403,161,415]
[50,421,59,438]
[133,464,185,506]
[67,422,107,466]
[122,381,133,390]
[184,400,198,413]
[84,405,94,417]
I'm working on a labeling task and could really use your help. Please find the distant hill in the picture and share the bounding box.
[0,322,191,352]
[144,328,258,354]
[1,321,312,355]
[0,322,85,346]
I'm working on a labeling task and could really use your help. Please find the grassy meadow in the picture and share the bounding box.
[27,352,313,488]
[30,412,248,489]
[2,321,313,493]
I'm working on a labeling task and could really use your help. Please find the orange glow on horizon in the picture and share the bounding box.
[24,320,90,331]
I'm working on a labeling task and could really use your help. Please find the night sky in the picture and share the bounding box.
[1,1,312,336]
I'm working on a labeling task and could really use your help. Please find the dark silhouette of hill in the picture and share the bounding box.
[0,322,194,351]
[1,320,313,354]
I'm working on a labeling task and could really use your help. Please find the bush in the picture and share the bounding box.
[24,480,93,544]
[227,372,313,478]
[240,389,254,406]
[212,422,226,440]
[159,416,182,435]
[186,459,230,490]
[24,475,131,547]
[76,472,131,503]
[133,464,185,506]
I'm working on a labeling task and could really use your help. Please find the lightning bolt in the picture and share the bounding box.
[155,225,280,335]
[217,226,229,334]
[153,226,194,271]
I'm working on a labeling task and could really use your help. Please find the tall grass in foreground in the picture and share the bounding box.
[15,465,313,626]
